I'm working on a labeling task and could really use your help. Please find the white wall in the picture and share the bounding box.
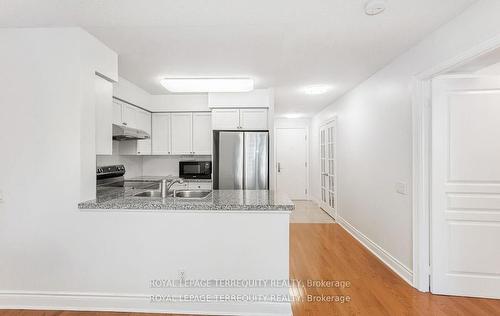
[149,94,209,112]
[475,61,500,74]
[310,0,500,280]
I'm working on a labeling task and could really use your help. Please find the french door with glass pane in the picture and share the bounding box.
[320,120,336,219]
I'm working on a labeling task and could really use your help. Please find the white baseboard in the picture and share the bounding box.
[0,292,292,316]
[337,216,413,285]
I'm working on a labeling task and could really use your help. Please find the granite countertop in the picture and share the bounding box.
[78,189,294,212]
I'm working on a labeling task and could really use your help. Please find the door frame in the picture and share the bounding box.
[412,35,500,292]
[274,126,310,200]
[319,118,338,220]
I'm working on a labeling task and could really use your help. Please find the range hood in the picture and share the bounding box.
[112,124,150,141]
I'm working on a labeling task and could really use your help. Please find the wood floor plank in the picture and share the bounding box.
[1,223,499,315]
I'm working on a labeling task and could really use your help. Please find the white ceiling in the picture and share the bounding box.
[0,0,476,116]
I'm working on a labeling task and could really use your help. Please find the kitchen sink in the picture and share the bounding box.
[134,190,211,199]
[134,191,169,198]
[174,190,212,199]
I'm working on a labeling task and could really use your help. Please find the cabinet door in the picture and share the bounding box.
[188,182,212,190]
[112,100,122,125]
[135,109,151,133]
[171,113,193,154]
[137,139,152,155]
[151,113,171,155]
[240,109,268,130]
[95,76,113,155]
[122,104,136,127]
[211,109,240,130]
[192,112,212,155]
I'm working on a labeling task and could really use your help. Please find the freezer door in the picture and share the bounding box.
[217,132,244,189]
[244,132,269,189]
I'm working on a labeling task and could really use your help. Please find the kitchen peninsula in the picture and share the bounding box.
[78,188,294,315]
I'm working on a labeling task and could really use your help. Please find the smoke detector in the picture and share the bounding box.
[365,0,386,16]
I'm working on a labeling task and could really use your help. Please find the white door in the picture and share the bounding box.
[171,113,193,155]
[192,112,212,155]
[431,75,500,299]
[276,128,308,200]
[211,109,240,130]
[152,113,171,155]
[319,120,336,219]
[240,109,268,130]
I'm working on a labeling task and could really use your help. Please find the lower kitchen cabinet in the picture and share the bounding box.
[170,182,212,190]
[188,182,212,190]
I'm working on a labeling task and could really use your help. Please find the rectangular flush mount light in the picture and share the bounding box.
[160,77,254,93]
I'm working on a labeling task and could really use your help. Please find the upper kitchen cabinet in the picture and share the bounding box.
[118,104,152,155]
[95,75,114,155]
[192,112,212,155]
[208,89,271,108]
[239,109,268,130]
[211,109,240,130]
[212,108,268,130]
[170,113,193,155]
[151,113,171,155]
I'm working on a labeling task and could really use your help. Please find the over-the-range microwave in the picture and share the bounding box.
[179,161,212,179]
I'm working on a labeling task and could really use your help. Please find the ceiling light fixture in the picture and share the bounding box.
[302,84,332,95]
[160,77,254,93]
[364,0,386,16]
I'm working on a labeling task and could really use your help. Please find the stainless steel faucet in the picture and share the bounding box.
[160,178,184,198]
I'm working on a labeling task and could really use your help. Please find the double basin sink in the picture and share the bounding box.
[134,189,211,199]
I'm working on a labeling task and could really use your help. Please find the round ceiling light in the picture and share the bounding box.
[302,84,331,95]
[365,0,386,16]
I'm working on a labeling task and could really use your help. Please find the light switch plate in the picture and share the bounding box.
[395,182,408,195]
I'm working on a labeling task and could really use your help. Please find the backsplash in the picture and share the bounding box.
[142,155,211,177]
[97,142,143,178]
[97,141,211,179]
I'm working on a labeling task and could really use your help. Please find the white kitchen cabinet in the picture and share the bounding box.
[112,100,122,125]
[170,182,189,190]
[122,104,136,127]
[212,108,268,130]
[188,182,212,190]
[239,109,268,130]
[211,109,240,130]
[171,113,193,155]
[192,113,212,155]
[95,76,113,155]
[152,113,171,155]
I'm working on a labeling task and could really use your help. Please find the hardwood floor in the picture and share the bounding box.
[289,224,500,316]
[1,224,499,316]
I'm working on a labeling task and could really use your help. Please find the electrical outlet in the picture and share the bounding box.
[395,182,408,195]
[178,269,186,282]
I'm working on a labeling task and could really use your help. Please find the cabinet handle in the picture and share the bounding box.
[122,122,127,126]
[277,162,281,173]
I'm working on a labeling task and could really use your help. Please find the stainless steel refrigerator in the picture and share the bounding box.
[213,131,269,190]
